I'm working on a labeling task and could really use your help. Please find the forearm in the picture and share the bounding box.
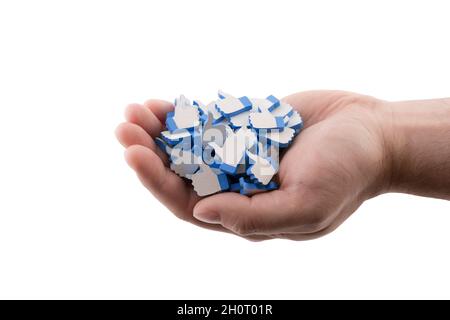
[383,98,450,200]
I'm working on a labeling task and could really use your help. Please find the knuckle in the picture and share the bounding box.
[225,217,260,236]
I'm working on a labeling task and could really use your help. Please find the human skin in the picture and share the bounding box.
[115,91,450,241]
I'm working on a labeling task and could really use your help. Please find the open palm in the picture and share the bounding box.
[116,91,388,240]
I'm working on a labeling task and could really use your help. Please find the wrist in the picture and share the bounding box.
[361,99,397,197]
[378,98,450,198]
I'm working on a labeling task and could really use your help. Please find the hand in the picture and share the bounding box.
[116,91,390,241]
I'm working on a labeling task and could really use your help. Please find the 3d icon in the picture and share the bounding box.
[157,91,303,196]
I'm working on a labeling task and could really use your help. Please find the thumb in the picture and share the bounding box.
[193,191,296,236]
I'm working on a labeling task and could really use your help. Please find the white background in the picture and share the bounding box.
[0,0,449,299]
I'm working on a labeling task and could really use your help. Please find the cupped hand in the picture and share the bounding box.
[116,91,390,241]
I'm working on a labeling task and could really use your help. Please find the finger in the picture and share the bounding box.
[143,99,174,124]
[125,145,193,216]
[115,122,156,149]
[125,103,163,137]
[125,145,236,233]
[193,185,336,236]
[125,145,223,229]
[192,190,305,236]
[115,122,169,165]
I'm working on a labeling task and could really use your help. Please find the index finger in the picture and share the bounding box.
[143,99,174,125]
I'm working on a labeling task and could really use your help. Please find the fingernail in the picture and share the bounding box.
[193,210,221,224]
